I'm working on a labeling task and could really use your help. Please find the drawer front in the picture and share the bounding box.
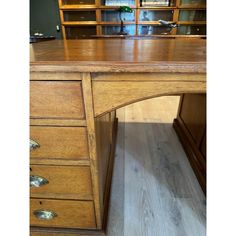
[30,165,93,200]
[30,126,89,160]
[30,199,96,229]
[30,81,85,119]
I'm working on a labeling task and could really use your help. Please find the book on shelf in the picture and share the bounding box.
[141,0,170,7]
[105,0,134,6]
[105,0,117,6]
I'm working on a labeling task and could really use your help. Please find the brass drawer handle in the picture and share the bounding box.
[30,175,49,187]
[33,210,57,220]
[30,139,40,150]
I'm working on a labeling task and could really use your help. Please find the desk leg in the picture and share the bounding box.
[83,73,118,234]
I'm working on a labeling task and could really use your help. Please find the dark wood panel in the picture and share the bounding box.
[179,94,206,146]
[174,93,206,194]
[200,132,206,159]
[173,118,206,193]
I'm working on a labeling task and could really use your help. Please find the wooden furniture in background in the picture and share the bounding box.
[58,0,206,39]
[30,39,206,235]
[173,93,206,193]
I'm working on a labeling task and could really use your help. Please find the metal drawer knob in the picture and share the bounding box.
[30,175,49,187]
[30,139,40,150]
[33,210,57,220]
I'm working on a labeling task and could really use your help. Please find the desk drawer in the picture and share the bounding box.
[30,126,89,160]
[30,81,85,119]
[30,199,96,229]
[30,165,93,200]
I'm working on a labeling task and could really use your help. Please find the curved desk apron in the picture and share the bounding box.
[30,39,206,236]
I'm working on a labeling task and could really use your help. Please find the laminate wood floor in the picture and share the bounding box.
[107,96,206,236]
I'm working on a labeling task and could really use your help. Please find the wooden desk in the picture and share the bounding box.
[30,39,206,236]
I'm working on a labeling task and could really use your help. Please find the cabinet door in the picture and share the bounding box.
[138,25,173,35]
[177,25,206,35]
[65,26,97,39]
[179,94,206,147]
[102,25,136,35]
[139,10,173,22]
[102,10,135,22]
[180,0,206,7]
[63,10,96,22]
[179,10,206,21]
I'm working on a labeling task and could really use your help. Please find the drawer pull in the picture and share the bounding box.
[30,139,40,150]
[30,175,49,187]
[33,210,57,220]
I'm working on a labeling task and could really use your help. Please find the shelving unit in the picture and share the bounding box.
[58,0,206,39]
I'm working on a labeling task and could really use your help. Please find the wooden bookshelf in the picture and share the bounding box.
[58,0,206,39]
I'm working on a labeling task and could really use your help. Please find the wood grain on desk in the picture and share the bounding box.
[30,39,206,73]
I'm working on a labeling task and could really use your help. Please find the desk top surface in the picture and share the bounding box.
[30,39,206,73]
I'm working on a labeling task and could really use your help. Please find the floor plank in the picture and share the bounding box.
[107,96,206,236]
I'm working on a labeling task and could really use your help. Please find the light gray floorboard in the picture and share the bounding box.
[107,97,206,236]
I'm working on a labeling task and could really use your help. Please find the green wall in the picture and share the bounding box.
[30,0,62,39]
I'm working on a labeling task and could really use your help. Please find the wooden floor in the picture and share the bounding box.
[106,96,206,236]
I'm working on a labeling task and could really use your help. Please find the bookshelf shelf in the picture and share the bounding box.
[60,5,97,9]
[92,34,205,38]
[138,21,173,24]
[138,6,176,9]
[178,5,206,9]
[58,0,206,39]
[63,21,98,25]
[100,22,136,25]
[178,21,206,25]
[100,6,136,9]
